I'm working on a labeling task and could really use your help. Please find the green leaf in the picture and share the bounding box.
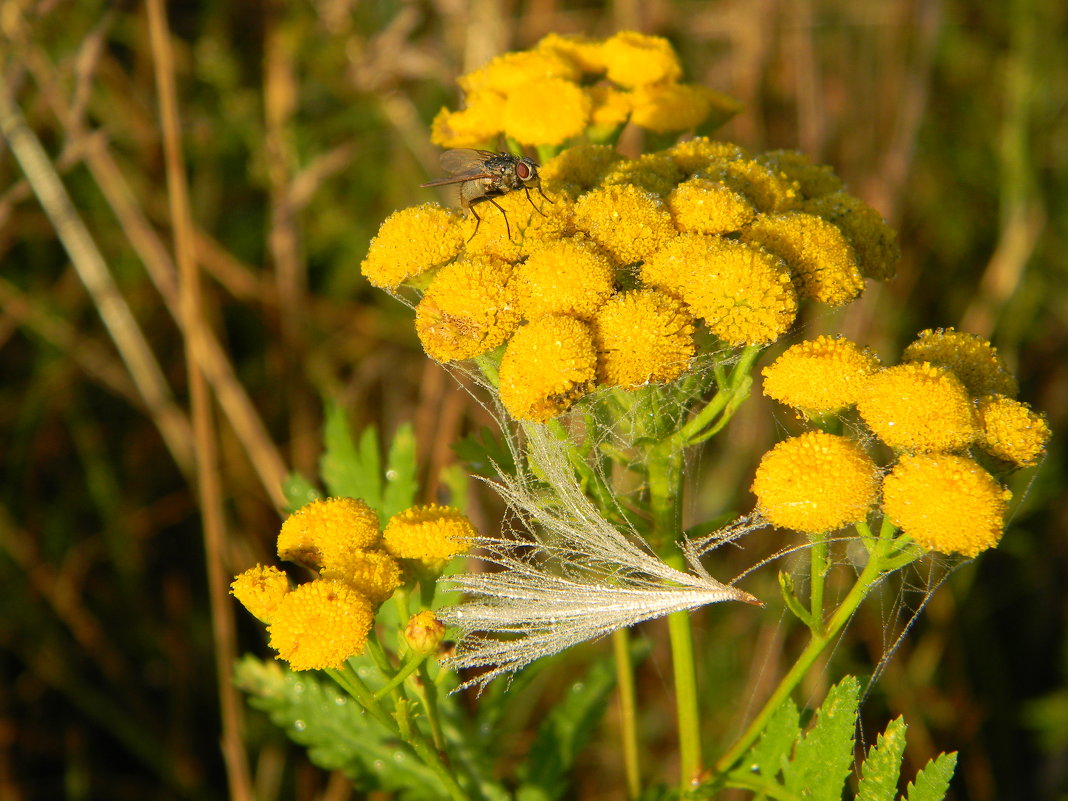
[234,656,442,799]
[320,401,382,510]
[281,472,321,512]
[515,657,616,801]
[381,422,418,519]
[905,751,957,801]
[733,696,801,782]
[452,425,515,478]
[782,676,859,801]
[857,717,907,801]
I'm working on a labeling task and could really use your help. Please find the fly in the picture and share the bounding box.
[421,149,551,241]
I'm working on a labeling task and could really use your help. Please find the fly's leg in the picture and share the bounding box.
[487,197,512,241]
[524,187,549,218]
[466,204,483,243]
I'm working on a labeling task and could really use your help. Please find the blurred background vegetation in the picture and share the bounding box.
[1,1,1065,799]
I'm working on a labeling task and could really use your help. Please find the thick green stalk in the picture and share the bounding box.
[612,629,642,799]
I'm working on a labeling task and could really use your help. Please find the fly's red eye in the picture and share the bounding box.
[516,162,531,180]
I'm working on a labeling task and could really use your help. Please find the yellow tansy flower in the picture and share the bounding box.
[231,565,290,624]
[587,84,632,130]
[756,150,843,199]
[267,578,374,671]
[600,152,683,196]
[572,184,675,264]
[856,363,979,452]
[498,315,597,422]
[629,83,722,134]
[976,395,1050,468]
[901,327,1019,398]
[666,137,748,174]
[751,432,878,534]
[592,289,695,387]
[641,235,798,346]
[601,31,682,88]
[429,92,505,149]
[404,610,447,655]
[539,144,624,199]
[459,49,580,95]
[503,77,591,146]
[360,204,465,290]
[415,255,520,362]
[667,177,756,234]
[383,504,476,570]
[882,453,1011,557]
[320,548,402,605]
[277,497,381,571]
[708,158,800,213]
[802,192,899,281]
[743,212,865,306]
[514,238,615,321]
[762,335,881,414]
[536,33,608,75]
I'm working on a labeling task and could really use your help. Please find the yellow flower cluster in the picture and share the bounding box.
[362,132,896,422]
[232,498,476,670]
[430,31,739,148]
[755,330,1048,556]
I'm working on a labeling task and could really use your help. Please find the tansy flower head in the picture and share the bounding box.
[629,83,727,134]
[901,328,1019,398]
[320,548,402,604]
[539,144,624,199]
[586,84,632,132]
[277,497,381,571]
[762,335,881,414]
[266,578,374,671]
[360,204,464,290]
[742,212,864,306]
[666,137,748,174]
[459,49,580,95]
[641,235,798,346]
[231,565,290,623]
[503,77,591,146]
[706,158,800,213]
[802,192,899,281]
[404,611,447,655]
[976,395,1051,468]
[460,190,545,259]
[856,362,979,453]
[429,92,505,149]
[757,150,843,199]
[382,504,476,571]
[497,315,597,422]
[535,33,607,75]
[572,184,675,264]
[882,453,1011,558]
[414,255,520,362]
[592,289,696,387]
[667,177,756,235]
[600,152,684,197]
[514,238,615,321]
[601,31,682,88]
[751,432,878,534]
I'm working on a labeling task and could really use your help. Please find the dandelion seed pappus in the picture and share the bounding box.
[421,149,552,241]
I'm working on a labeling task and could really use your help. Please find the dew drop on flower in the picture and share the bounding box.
[293,720,306,732]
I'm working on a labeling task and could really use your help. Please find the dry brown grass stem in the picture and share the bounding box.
[145,1,252,799]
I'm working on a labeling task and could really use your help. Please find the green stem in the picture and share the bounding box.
[372,651,427,701]
[677,345,760,447]
[612,629,642,800]
[712,543,892,775]
[809,537,830,634]
[325,665,395,731]
[667,598,702,788]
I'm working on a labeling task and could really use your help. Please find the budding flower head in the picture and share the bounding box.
[882,453,1011,558]
[277,497,381,571]
[383,504,477,573]
[497,315,597,422]
[976,395,1051,468]
[360,204,464,290]
[751,432,879,534]
[266,578,374,671]
[592,289,696,387]
[231,565,290,624]
[404,611,447,655]
[761,335,880,414]
[856,362,980,453]
[902,327,1019,398]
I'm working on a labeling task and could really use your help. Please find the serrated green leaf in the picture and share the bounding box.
[857,717,907,801]
[905,751,957,801]
[452,425,515,478]
[320,402,382,509]
[783,676,859,801]
[281,472,321,512]
[515,657,616,801]
[234,656,442,798]
[733,697,801,782]
[381,422,418,519]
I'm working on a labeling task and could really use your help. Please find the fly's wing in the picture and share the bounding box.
[420,172,497,188]
[439,149,497,175]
